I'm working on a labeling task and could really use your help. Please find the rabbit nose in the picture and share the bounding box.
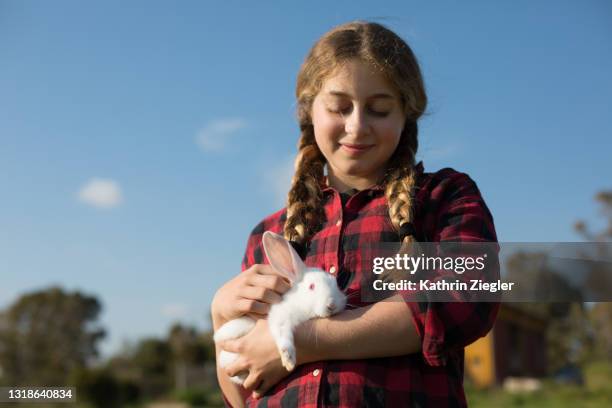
[327,302,336,312]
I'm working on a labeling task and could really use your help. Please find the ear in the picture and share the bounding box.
[262,231,305,284]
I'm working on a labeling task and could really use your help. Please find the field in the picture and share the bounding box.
[467,362,612,407]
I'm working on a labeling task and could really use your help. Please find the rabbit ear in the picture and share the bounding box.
[262,231,305,284]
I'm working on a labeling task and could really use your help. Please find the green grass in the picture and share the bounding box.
[466,384,611,408]
[466,362,612,408]
[23,363,610,407]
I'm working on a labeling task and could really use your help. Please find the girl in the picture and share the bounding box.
[211,21,498,407]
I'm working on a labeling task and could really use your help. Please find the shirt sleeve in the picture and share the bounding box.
[241,223,265,272]
[406,170,500,366]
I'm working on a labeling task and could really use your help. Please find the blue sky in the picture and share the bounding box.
[1,0,611,357]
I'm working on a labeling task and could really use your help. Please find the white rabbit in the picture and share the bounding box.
[214,231,347,385]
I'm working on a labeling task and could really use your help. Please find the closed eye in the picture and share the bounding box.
[328,107,352,115]
[327,106,389,118]
[368,108,389,117]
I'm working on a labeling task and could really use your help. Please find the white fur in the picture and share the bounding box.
[214,316,256,384]
[214,316,257,343]
[214,231,347,385]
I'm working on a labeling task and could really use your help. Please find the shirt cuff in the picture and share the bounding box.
[407,301,447,366]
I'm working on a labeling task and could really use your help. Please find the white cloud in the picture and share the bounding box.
[195,118,247,152]
[77,178,123,209]
[161,303,189,319]
[263,154,296,207]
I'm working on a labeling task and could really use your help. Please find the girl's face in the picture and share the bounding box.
[311,59,406,190]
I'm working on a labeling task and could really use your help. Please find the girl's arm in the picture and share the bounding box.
[295,294,420,364]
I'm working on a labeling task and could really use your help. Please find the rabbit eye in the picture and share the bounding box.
[309,283,315,290]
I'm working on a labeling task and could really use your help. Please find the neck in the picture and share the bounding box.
[326,167,384,192]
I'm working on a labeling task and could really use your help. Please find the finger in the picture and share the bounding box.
[243,285,283,305]
[249,273,292,295]
[252,381,271,400]
[253,264,292,283]
[242,371,261,392]
[237,298,270,316]
[246,312,266,321]
[224,357,249,378]
[220,338,241,354]
[245,263,275,277]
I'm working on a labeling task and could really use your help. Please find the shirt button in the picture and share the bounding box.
[313,369,320,377]
[329,266,336,274]
[336,219,342,227]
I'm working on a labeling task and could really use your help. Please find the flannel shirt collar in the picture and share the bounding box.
[320,160,425,194]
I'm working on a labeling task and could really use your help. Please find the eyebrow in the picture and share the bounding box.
[327,90,395,100]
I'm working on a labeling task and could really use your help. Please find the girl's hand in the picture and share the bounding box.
[211,264,291,327]
[221,318,291,399]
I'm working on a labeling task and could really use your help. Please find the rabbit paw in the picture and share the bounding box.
[229,372,248,385]
[279,344,296,372]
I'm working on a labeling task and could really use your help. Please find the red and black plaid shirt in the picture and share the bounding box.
[232,162,499,407]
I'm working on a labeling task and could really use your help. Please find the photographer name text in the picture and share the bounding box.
[373,278,514,293]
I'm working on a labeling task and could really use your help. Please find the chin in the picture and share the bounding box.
[340,165,378,178]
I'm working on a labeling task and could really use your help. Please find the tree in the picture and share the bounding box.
[68,366,140,408]
[168,323,215,390]
[575,190,612,361]
[0,286,105,386]
[102,325,216,400]
[589,302,612,360]
[127,337,173,399]
[575,191,612,242]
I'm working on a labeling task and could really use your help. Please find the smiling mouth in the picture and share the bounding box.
[340,143,374,154]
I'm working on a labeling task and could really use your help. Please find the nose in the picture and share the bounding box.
[326,302,336,313]
[344,108,370,138]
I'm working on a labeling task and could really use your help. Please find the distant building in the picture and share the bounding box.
[465,304,548,387]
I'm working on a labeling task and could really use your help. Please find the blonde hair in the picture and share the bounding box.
[284,21,427,245]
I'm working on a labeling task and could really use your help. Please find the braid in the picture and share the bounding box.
[384,121,419,243]
[284,125,326,244]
